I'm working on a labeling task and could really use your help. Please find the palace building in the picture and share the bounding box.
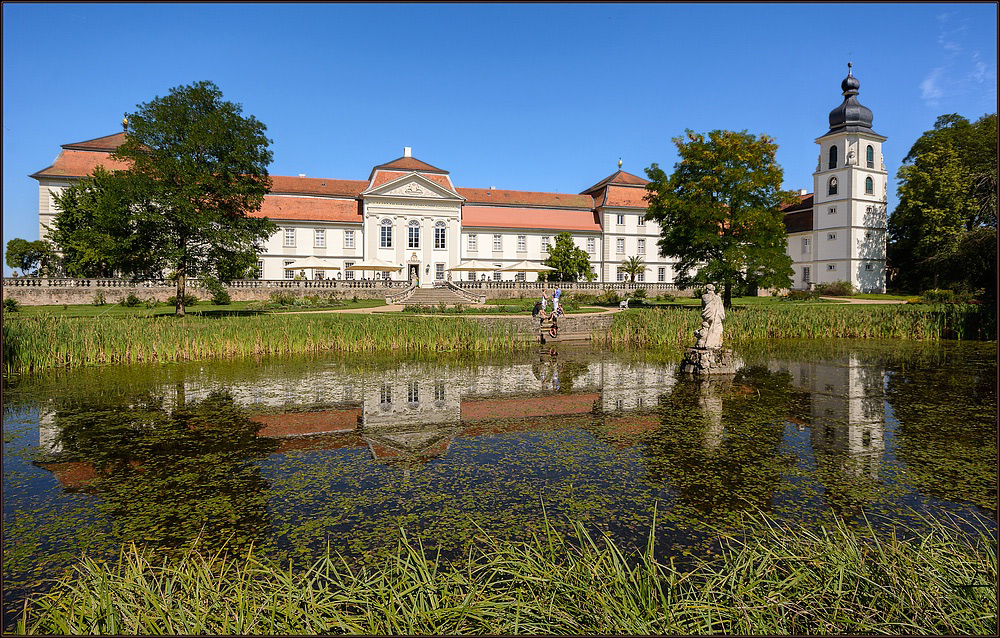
[30,66,886,292]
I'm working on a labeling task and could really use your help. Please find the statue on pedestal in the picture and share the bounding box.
[681,284,737,375]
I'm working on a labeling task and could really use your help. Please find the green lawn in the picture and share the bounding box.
[9,299,386,318]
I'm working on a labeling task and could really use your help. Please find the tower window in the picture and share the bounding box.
[865,177,874,195]
[828,177,838,196]
[866,145,875,169]
[828,145,838,169]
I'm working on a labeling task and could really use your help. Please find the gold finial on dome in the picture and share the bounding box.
[618,158,623,170]
[122,117,129,133]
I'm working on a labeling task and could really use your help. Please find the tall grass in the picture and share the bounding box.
[15,513,996,635]
[600,304,996,349]
[2,314,523,375]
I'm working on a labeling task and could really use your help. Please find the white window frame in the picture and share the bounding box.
[435,263,445,280]
[493,263,502,281]
[344,261,355,280]
[434,221,446,249]
[657,267,666,282]
[827,263,837,271]
[638,215,645,226]
[865,263,874,271]
[616,267,625,282]
[802,266,811,283]
[586,237,595,253]
[468,234,477,251]
[827,232,837,241]
[616,238,625,254]
[517,235,526,252]
[284,259,295,279]
[314,229,326,248]
[828,206,836,215]
[493,234,502,252]
[617,214,625,225]
[408,220,420,249]
[256,260,265,279]
[344,229,355,249]
[380,219,393,248]
[636,271,645,282]
[637,238,645,255]
[515,272,525,282]
[802,237,811,254]
[542,236,550,252]
[283,228,295,247]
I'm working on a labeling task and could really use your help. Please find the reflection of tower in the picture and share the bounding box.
[600,361,678,412]
[38,408,60,454]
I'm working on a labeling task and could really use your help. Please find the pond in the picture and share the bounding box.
[2,339,996,627]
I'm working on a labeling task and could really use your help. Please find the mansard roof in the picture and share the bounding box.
[251,195,362,223]
[458,187,593,209]
[30,149,131,179]
[781,193,814,233]
[462,205,601,232]
[269,175,367,197]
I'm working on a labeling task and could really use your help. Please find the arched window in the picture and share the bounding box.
[408,220,420,249]
[865,177,874,195]
[380,219,393,248]
[866,145,875,168]
[828,177,838,195]
[828,145,838,169]
[434,221,446,249]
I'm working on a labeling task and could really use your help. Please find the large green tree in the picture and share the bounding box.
[542,232,596,282]
[887,113,997,295]
[644,130,795,307]
[48,81,277,315]
[4,238,56,276]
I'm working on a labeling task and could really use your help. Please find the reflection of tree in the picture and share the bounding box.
[639,366,794,525]
[42,392,277,552]
[886,353,997,515]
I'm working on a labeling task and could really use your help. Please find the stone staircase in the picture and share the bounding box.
[399,287,482,306]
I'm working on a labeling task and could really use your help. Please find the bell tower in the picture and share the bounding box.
[812,64,887,293]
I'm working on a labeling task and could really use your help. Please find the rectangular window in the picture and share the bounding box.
[314,229,326,248]
[586,237,595,253]
[802,237,811,254]
[865,263,874,271]
[435,263,445,280]
[827,263,837,271]
[284,259,295,280]
[636,271,645,282]
[802,266,811,283]
[434,225,446,249]
[828,206,836,215]
[616,238,625,254]
[638,215,645,226]
[408,224,420,249]
[515,272,525,282]
[434,382,445,402]
[827,232,837,241]
[468,234,477,251]
[380,384,392,407]
[517,235,526,252]
[344,261,355,280]
[256,260,265,279]
[493,234,502,251]
[407,381,419,405]
[657,267,666,282]
[542,236,550,252]
[637,239,645,254]
[617,214,625,225]
[380,224,392,248]
[493,264,502,281]
[468,271,477,281]
[616,268,625,282]
[344,230,355,249]
[283,228,295,247]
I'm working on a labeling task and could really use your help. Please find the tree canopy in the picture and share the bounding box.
[48,80,277,315]
[541,232,596,282]
[644,129,795,306]
[888,113,997,296]
[4,238,56,276]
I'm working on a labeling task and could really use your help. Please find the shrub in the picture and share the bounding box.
[3,297,20,313]
[633,288,647,299]
[165,293,199,307]
[815,280,856,296]
[921,289,954,304]
[144,297,158,309]
[119,293,142,307]
[782,290,819,301]
[269,291,296,306]
[599,289,621,305]
[438,301,448,313]
[92,291,106,306]
[201,277,232,305]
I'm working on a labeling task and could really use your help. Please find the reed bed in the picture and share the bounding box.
[2,314,523,375]
[599,304,996,349]
[15,513,996,635]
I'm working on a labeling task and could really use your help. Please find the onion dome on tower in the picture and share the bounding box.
[825,63,879,136]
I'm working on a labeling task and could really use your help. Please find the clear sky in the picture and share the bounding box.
[3,2,997,275]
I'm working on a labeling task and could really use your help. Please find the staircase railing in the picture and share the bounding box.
[386,282,417,305]
[447,281,486,304]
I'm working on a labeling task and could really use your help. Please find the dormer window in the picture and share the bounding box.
[828,177,838,195]
[828,145,838,169]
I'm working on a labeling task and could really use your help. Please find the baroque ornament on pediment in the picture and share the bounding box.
[367,199,460,211]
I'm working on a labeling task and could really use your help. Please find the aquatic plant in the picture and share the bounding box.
[15,512,997,635]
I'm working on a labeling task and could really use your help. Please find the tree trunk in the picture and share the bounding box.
[723,281,732,309]
[175,269,186,317]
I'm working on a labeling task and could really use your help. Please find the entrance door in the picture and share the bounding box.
[408,264,419,285]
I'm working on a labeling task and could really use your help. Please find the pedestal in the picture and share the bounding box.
[680,346,737,375]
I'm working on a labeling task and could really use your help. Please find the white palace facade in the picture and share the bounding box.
[30,67,886,292]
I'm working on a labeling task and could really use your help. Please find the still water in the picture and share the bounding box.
[3,340,996,625]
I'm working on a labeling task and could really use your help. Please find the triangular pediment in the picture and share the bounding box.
[363,172,463,201]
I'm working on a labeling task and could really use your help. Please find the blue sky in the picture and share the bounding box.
[3,2,996,275]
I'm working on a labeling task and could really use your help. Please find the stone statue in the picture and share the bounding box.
[695,284,725,348]
[847,148,856,165]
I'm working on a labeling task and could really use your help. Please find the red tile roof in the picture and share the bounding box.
[251,409,361,437]
[602,184,649,208]
[62,132,127,151]
[581,169,649,195]
[458,187,593,208]
[370,156,448,176]
[369,170,456,191]
[269,175,367,197]
[780,193,813,213]
[462,205,601,232]
[30,149,131,179]
[251,195,362,222]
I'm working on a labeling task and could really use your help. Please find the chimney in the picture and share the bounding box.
[299,173,306,178]
[799,188,808,195]
[403,146,412,158]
